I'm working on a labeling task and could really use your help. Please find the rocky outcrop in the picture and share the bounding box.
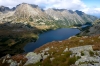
[66,45,100,66]
[0,54,27,66]
[24,47,50,65]
[24,52,42,65]
[69,45,93,54]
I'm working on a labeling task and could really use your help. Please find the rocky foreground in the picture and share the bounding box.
[1,35,100,66]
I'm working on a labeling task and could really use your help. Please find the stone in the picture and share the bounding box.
[91,40,94,42]
[41,52,44,56]
[44,47,49,52]
[98,36,100,39]
[63,48,68,52]
[51,46,53,48]
[50,57,55,61]
[75,56,99,65]
[6,54,11,58]
[97,51,100,56]
[17,60,22,66]
[82,36,88,38]
[43,55,48,60]
[19,60,22,64]
[2,58,5,63]
[75,61,79,65]
[46,52,48,54]
[83,51,90,56]
[7,59,13,63]
[24,52,42,65]
[69,45,93,54]
[10,61,18,66]
[48,54,50,56]
[18,63,20,66]
[76,52,81,57]
[59,41,62,42]
[79,64,88,66]
[68,37,72,39]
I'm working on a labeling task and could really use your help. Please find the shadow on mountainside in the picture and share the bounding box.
[0,23,42,57]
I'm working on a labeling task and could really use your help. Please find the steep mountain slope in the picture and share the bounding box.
[0,11,14,23]
[45,9,98,26]
[75,10,97,22]
[79,19,100,36]
[14,3,49,19]
[0,3,55,30]
[45,9,84,26]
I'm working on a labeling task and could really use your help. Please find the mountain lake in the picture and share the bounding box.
[24,28,80,52]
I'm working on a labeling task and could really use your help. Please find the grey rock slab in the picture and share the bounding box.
[63,48,68,52]
[24,52,42,65]
[69,45,93,54]
[10,61,18,66]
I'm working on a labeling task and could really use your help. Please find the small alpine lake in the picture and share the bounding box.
[24,28,80,52]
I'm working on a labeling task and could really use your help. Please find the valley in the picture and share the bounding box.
[0,2,99,66]
[0,3,97,57]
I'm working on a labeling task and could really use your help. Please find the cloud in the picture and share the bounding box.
[82,7,100,17]
[0,0,86,10]
[0,0,100,17]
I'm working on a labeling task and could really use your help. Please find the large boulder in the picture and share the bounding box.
[69,45,93,54]
[24,52,42,65]
[10,61,18,66]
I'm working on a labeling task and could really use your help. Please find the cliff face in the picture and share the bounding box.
[14,3,49,19]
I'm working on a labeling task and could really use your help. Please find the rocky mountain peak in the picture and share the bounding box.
[75,10,84,16]
[45,8,85,25]
[68,10,74,14]
[0,6,11,12]
[0,6,4,8]
[30,4,38,8]
[14,3,42,18]
[53,9,67,12]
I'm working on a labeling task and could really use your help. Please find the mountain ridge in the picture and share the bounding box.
[0,3,98,28]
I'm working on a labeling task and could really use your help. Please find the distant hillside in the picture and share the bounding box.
[0,6,12,12]
[79,19,100,36]
[75,10,97,22]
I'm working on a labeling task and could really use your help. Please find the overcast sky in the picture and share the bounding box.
[0,0,100,17]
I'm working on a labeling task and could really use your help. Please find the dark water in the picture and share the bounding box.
[24,28,80,52]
